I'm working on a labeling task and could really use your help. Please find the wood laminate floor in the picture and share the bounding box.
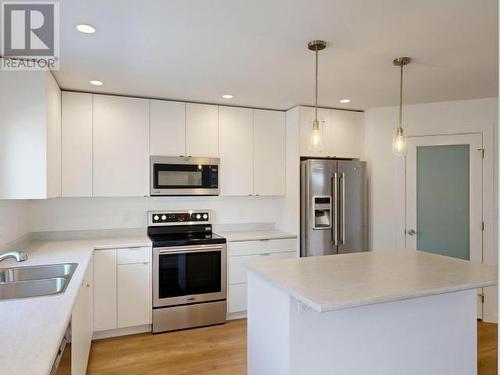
[81,320,496,374]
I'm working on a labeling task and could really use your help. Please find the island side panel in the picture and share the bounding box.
[247,272,291,375]
[289,290,477,375]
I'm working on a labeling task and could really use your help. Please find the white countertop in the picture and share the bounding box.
[217,229,297,242]
[0,236,151,375]
[247,250,498,313]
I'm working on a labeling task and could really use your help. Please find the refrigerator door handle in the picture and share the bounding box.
[341,172,346,245]
[332,173,338,246]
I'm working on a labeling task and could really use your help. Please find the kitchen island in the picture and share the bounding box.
[247,250,497,375]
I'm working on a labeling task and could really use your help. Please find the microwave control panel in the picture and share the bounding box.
[149,210,211,226]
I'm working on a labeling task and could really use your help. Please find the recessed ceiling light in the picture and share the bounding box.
[222,94,233,99]
[339,99,351,104]
[76,24,96,34]
[90,80,103,86]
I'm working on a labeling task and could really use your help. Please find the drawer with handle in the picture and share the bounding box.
[116,247,150,265]
[228,251,296,285]
[229,238,296,256]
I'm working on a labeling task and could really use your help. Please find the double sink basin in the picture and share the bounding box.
[0,263,77,300]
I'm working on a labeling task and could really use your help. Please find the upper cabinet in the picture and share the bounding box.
[62,92,93,197]
[299,106,364,159]
[0,69,61,199]
[253,110,285,196]
[149,101,219,158]
[329,110,365,159]
[219,107,286,196]
[219,107,254,196]
[59,94,286,198]
[150,100,186,156]
[93,95,150,197]
[186,103,219,157]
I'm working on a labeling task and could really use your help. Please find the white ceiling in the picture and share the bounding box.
[56,0,498,111]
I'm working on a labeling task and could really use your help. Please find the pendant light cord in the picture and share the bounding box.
[315,46,318,122]
[399,62,403,129]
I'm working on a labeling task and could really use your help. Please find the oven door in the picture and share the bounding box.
[153,244,227,308]
[150,156,219,196]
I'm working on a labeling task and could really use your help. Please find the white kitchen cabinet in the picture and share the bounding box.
[228,284,247,314]
[62,92,93,197]
[229,251,296,285]
[71,259,93,375]
[93,247,151,333]
[93,249,117,331]
[299,106,365,159]
[186,103,219,157]
[227,238,297,316]
[253,110,285,195]
[0,68,61,199]
[93,95,149,197]
[219,106,254,196]
[117,262,151,328]
[329,110,365,159]
[150,100,186,156]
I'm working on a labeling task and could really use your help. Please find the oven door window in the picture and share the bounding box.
[154,164,218,189]
[158,251,221,298]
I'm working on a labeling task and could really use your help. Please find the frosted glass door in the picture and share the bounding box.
[416,145,469,259]
[405,134,482,263]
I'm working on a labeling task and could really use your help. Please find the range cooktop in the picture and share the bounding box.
[147,210,226,248]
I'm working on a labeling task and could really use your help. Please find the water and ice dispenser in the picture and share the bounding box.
[313,196,332,229]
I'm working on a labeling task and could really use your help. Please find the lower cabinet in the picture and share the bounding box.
[71,259,93,375]
[93,247,152,333]
[117,262,150,328]
[227,238,297,315]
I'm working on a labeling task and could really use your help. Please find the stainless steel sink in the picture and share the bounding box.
[0,263,77,300]
[0,278,67,299]
[0,263,77,282]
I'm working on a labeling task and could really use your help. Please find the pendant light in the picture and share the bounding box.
[308,40,327,152]
[392,57,411,156]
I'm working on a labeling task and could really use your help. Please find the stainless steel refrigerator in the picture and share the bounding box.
[300,159,368,256]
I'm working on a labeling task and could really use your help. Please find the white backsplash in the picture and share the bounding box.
[28,196,285,232]
[0,200,29,248]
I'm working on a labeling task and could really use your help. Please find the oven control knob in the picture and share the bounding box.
[196,214,201,220]
[161,215,167,221]
[154,215,159,221]
[203,213,208,220]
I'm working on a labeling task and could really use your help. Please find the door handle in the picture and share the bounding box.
[341,173,346,245]
[332,173,338,246]
[407,229,417,236]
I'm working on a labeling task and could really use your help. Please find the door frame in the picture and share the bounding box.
[404,133,483,263]
[395,122,496,322]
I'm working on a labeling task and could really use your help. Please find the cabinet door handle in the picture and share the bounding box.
[260,253,271,256]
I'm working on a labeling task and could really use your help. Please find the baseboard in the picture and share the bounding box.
[227,311,247,320]
[92,324,152,340]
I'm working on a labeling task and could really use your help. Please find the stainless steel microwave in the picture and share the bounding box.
[150,156,220,196]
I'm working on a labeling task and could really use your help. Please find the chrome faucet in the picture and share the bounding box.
[0,251,28,263]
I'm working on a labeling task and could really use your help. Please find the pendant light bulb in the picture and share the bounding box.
[392,127,407,156]
[392,57,411,157]
[310,120,323,152]
[307,40,326,153]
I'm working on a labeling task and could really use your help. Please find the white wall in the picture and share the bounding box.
[28,196,284,232]
[365,97,497,251]
[0,200,29,247]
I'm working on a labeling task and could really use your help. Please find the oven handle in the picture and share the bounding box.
[156,244,226,254]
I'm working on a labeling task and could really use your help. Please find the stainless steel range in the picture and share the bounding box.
[147,210,227,333]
